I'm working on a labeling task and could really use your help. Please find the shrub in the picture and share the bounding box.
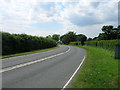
[1,32,57,55]
[85,40,120,51]
[70,41,81,45]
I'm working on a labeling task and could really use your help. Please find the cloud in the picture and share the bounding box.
[69,14,102,26]
[60,1,118,26]
[0,0,118,38]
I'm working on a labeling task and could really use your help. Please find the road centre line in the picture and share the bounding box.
[1,46,70,73]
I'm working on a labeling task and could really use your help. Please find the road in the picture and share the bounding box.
[2,45,86,88]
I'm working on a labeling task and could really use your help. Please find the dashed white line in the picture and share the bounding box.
[0,46,71,73]
[62,55,86,89]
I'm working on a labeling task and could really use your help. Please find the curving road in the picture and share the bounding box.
[2,45,86,88]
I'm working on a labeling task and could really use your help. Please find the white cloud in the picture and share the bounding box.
[0,0,118,38]
[59,1,118,26]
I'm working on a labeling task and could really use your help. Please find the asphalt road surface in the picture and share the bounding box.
[2,45,86,88]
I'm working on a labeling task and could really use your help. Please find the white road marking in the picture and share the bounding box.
[62,55,86,89]
[1,45,63,61]
[1,46,71,73]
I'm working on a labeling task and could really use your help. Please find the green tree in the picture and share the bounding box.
[101,25,114,40]
[52,34,60,41]
[77,34,87,45]
[60,32,76,44]
[87,38,93,41]
[113,26,120,39]
[46,35,52,39]
[97,25,120,40]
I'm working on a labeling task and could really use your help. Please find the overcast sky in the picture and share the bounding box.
[0,0,119,38]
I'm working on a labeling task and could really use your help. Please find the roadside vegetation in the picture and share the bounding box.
[60,25,120,46]
[60,32,87,45]
[2,32,57,56]
[85,40,120,51]
[68,25,120,88]
[71,45,119,88]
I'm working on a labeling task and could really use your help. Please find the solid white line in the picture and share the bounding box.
[0,46,71,73]
[62,56,86,89]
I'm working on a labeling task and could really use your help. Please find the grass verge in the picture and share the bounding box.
[72,45,119,88]
[2,46,60,59]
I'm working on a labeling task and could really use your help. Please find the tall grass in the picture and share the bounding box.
[85,40,120,51]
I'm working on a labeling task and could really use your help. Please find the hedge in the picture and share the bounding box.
[2,32,57,55]
[85,40,120,51]
[69,41,81,45]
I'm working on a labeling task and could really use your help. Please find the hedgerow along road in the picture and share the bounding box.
[2,45,86,88]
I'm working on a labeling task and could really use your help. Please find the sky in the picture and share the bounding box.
[0,0,119,38]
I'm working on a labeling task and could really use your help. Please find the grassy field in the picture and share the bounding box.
[72,45,119,88]
[2,46,60,59]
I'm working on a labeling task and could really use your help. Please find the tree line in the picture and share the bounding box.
[2,25,119,55]
[46,32,87,45]
[88,25,120,41]
[57,25,120,45]
[2,32,57,55]
[85,25,120,51]
[60,32,87,45]
[46,34,60,42]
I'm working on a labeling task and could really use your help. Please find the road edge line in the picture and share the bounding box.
[62,55,86,89]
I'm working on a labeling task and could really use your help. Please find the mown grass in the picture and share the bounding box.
[72,45,119,88]
[2,46,60,59]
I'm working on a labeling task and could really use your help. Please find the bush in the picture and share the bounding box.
[70,41,81,45]
[85,40,120,51]
[2,32,57,55]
